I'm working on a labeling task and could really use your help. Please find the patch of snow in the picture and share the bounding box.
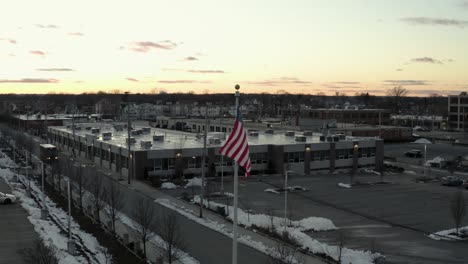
[412,138,432,144]
[428,226,468,241]
[425,156,445,166]
[404,170,417,175]
[161,182,177,189]
[363,168,381,175]
[264,188,280,194]
[185,177,202,187]
[211,192,234,197]
[338,183,351,188]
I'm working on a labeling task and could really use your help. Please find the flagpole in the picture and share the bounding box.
[232,84,240,264]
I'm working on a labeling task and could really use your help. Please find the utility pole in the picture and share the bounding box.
[125,92,132,185]
[71,105,76,157]
[67,180,76,255]
[199,105,208,218]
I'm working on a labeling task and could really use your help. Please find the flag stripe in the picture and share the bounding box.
[219,109,251,177]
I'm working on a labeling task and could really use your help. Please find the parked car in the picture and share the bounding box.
[441,176,463,186]
[404,150,423,158]
[0,192,16,204]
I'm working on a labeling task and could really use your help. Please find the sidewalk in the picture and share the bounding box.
[63,149,328,264]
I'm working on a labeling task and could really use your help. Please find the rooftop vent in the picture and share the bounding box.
[209,138,221,145]
[153,135,164,142]
[265,129,274,134]
[249,131,259,137]
[102,132,112,141]
[285,131,295,137]
[295,136,307,142]
[140,140,152,149]
[303,131,313,136]
[113,124,124,131]
[126,137,136,144]
[91,128,100,134]
[142,127,151,134]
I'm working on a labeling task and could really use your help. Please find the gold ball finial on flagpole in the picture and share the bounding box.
[235,84,240,90]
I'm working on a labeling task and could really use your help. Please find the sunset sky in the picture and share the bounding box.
[1,0,467,96]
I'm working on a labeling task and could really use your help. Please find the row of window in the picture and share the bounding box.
[285,148,376,163]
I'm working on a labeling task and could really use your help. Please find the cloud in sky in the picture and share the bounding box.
[396,68,403,71]
[246,77,312,86]
[35,24,59,29]
[30,50,46,56]
[383,80,430,86]
[36,68,74,72]
[0,38,16,44]
[126,78,139,82]
[410,57,443,64]
[130,40,178,52]
[182,56,198,61]
[0,78,59,83]
[329,81,360,85]
[68,32,84,36]
[187,70,224,74]
[158,80,211,84]
[461,1,468,9]
[401,17,468,27]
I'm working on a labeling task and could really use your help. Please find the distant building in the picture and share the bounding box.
[95,98,118,119]
[298,108,391,130]
[448,92,468,131]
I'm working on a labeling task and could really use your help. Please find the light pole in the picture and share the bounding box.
[284,170,293,229]
[67,179,76,255]
[41,161,48,220]
[424,144,427,177]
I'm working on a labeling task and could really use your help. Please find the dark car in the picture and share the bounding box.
[441,176,463,186]
[404,150,423,158]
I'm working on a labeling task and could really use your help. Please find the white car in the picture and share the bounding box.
[0,192,16,204]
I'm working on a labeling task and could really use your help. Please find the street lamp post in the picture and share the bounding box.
[424,144,427,177]
[67,179,76,255]
[40,161,48,220]
[284,170,293,229]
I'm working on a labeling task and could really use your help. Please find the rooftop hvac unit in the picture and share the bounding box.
[249,131,259,137]
[140,140,152,149]
[102,132,112,141]
[303,131,313,136]
[142,127,151,134]
[75,126,81,131]
[113,124,124,131]
[91,128,100,134]
[85,134,97,143]
[131,130,138,136]
[153,135,164,142]
[338,134,346,140]
[295,136,307,142]
[209,138,221,145]
[126,137,136,144]
[319,135,325,142]
[285,131,295,137]
[265,129,274,134]
[85,126,92,130]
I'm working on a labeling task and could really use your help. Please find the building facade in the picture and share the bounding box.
[47,122,384,181]
[448,92,468,131]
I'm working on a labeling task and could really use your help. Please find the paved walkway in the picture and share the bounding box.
[61,149,327,264]
[0,178,38,263]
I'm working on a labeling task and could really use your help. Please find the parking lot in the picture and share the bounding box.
[0,178,38,263]
[161,169,468,264]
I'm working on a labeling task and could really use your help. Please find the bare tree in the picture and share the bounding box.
[451,189,466,234]
[18,239,59,264]
[72,164,89,213]
[132,197,157,260]
[386,86,409,113]
[158,211,187,264]
[89,169,107,224]
[105,181,125,234]
[267,242,299,264]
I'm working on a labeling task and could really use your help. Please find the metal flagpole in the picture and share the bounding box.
[232,84,240,264]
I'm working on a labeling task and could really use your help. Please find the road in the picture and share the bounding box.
[0,178,38,263]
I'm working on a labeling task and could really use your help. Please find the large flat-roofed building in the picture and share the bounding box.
[47,122,384,180]
[448,92,468,131]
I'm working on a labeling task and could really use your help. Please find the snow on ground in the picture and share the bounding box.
[363,168,381,176]
[119,213,199,264]
[412,138,432,144]
[190,195,381,263]
[185,177,202,187]
[428,226,468,241]
[425,156,445,166]
[338,183,352,188]
[404,170,417,175]
[0,167,107,264]
[211,191,234,197]
[161,182,177,189]
[264,188,280,194]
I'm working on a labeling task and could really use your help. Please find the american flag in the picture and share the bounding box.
[219,108,251,177]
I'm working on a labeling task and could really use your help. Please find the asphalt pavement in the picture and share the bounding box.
[0,178,38,263]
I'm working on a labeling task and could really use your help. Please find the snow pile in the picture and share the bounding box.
[264,188,280,194]
[428,227,468,241]
[161,182,177,189]
[338,183,351,188]
[363,168,381,176]
[185,177,202,187]
[211,192,234,197]
[192,196,381,264]
[425,156,444,166]
[412,138,432,144]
